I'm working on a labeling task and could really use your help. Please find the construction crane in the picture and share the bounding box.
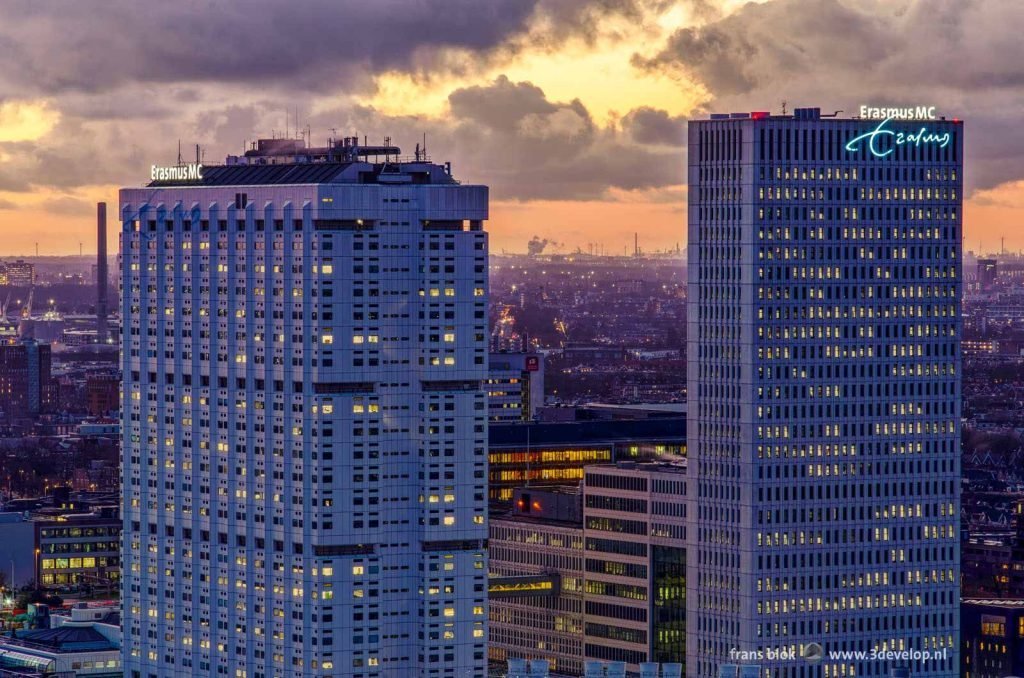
[22,287,33,318]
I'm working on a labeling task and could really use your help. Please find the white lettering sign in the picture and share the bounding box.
[151,164,204,182]
[859,105,937,120]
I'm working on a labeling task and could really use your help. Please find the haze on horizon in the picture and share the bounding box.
[0,0,1021,256]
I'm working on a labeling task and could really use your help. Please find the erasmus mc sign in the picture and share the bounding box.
[846,105,951,158]
[858,105,937,120]
[151,163,204,182]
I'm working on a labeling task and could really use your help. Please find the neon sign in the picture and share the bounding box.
[151,163,204,182]
[845,118,950,158]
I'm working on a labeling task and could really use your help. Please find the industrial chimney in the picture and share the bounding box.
[96,202,108,344]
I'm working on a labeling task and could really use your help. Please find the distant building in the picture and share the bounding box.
[488,352,544,422]
[562,345,628,365]
[964,500,1024,598]
[489,461,686,676]
[0,609,122,677]
[488,418,685,505]
[0,339,59,419]
[962,599,1024,678]
[4,259,35,286]
[85,375,119,417]
[978,258,999,291]
[36,507,121,592]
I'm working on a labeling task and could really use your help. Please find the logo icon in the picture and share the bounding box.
[803,643,823,663]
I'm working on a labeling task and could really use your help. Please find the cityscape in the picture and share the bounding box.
[0,1,1020,677]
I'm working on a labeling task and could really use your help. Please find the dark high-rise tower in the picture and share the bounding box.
[96,201,108,344]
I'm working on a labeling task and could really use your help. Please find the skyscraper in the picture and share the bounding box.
[121,137,490,677]
[687,108,961,676]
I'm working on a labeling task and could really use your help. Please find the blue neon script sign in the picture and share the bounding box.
[845,117,951,158]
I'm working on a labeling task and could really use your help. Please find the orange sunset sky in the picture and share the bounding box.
[0,0,1021,256]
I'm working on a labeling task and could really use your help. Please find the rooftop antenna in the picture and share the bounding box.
[177,139,182,165]
[423,132,427,160]
[781,100,788,115]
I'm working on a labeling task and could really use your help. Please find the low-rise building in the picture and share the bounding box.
[36,507,120,593]
[489,461,686,676]
[962,598,1024,678]
[0,604,121,677]
[488,418,685,506]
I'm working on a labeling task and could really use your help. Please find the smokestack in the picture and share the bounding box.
[96,202,108,344]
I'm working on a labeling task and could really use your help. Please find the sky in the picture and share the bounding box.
[0,0,1021,256]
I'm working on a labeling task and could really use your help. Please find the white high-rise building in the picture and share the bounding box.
[121,137,490,678]
[687,108,961,677]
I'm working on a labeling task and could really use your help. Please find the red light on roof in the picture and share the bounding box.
[751,111,770,120]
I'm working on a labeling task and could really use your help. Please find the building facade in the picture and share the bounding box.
[489,462,686,676]
[120,138,489,677]
[582,463,686,674]
[489,488,585,676]
[687,108,962,676]
[4,259,35,286]
[488,418,686,506]
[961,599,1024,678]
[487,351,544,423]
[36,509,121,592]
[0,339,58,419]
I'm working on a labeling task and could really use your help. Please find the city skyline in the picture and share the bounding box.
[0,0,1021,256]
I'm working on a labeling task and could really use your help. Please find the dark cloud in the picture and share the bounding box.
[637,0,1024,192]
[0,0,660,97]
[0,0,539,95]
[310,77,684,201]
[448,76,558,130]
[634,0,889,95]
[622,107,687,146]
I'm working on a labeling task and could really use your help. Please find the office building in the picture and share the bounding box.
[961,598,1024,678]
[977,259,998,292]
[489,461,686,676]
[488,417,685,505]
[487,351,544,423]
[0,339,59,419]
[687,107,962,675]
[489,487,584,676]
[120,136,489,677]
[5,259,35,286]
[36,507,121,592]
